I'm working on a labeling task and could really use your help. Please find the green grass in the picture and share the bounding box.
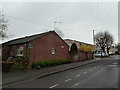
[32,59,73,69]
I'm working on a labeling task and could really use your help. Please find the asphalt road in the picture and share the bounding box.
[4,55,120,88]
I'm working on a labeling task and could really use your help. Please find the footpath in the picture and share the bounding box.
[2,57,111,87]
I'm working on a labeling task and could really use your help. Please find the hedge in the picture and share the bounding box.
[32,59,73,69]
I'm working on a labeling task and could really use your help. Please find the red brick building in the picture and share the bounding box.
[64,39,93,61]
[2,31,70,64]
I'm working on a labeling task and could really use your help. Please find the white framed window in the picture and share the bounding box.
[17,46,24,56]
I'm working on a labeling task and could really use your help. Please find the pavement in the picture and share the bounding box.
[2,56,112,88]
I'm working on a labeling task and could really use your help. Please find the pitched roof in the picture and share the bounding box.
[64,39,93,46]
[3,31,53,45]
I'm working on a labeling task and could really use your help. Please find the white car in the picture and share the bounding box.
[94,52,108,57]
[109,52,115,55]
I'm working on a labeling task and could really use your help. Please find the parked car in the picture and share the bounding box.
[94,52,108,57]
[109,52,115,55]
[115,52,120,55]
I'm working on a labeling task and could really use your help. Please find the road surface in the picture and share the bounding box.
[3,55,120,88]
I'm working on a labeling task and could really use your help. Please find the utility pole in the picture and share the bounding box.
[93,30,95,45]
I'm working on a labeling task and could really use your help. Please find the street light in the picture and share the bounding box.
[93,30,95,45]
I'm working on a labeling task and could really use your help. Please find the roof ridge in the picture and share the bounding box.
[3,31,54,45]
[64,39,93,45]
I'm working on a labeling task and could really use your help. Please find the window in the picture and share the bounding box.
[51,48,55,55]
[17,46,24,56]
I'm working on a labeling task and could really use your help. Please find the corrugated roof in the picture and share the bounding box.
[3,31,52,45]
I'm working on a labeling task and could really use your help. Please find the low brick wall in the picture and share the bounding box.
[69,51,79,62]
[70,51,93,62]
[79,52,87,61]
[87,52,93,60]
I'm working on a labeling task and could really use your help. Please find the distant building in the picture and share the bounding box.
[2,31,70,64]
[64,39,94,61]
[64,39,94,52]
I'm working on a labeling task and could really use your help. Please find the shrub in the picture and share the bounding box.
[9,56,30,71]
[32,59,73,69]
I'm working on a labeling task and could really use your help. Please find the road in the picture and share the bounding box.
[4,55,119,88]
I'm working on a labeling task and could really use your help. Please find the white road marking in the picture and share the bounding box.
[49,84,59,88]
[65,78,71,82]
[76,74,81,77]
[94,67,97,69]
[89,69,93,71]
[97,66,100,68]
[83,71,87,74]
[73,83,79,86]
[112,63,117,65]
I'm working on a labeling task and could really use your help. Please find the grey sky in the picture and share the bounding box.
[1,2,118,44]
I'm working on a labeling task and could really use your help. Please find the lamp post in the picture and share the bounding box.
[93,30,95,45]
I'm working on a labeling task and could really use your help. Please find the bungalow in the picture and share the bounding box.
[2,31,70,64]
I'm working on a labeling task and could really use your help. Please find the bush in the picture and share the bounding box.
[9,56,30,71]
[32,59,73,69]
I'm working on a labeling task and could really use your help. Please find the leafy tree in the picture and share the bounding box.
[0,12,8,40]
[80,44,94,52]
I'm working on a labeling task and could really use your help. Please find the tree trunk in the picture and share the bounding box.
[107,47,110,56]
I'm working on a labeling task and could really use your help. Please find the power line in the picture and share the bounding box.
[7,15,51,28]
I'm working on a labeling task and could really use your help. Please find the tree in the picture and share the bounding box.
[94,31,114,56]
[79,44,94,52]
[94,32,106,56]
[54,28,64,38]
[116,43,120,52]
[104,31,114,55]
[0,12,8,40]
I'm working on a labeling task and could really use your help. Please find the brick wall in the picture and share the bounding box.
[70,51,93,62]
[29,32,71,63]
[79,52,87,61]
[87,52,93,60]
[2,45,10,60]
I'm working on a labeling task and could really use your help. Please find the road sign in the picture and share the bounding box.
[28,44,33,48]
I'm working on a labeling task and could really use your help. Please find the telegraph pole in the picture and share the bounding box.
[93,30,95,45]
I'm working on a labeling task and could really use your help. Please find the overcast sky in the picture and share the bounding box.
[1,1,118,44]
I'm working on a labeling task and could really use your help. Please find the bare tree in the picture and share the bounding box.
[104,31,114,55]
[94,31,114,56]
[0,12,8,40]
[54,28,64,38]
[94,32,106,56]
[116,43,120,53]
